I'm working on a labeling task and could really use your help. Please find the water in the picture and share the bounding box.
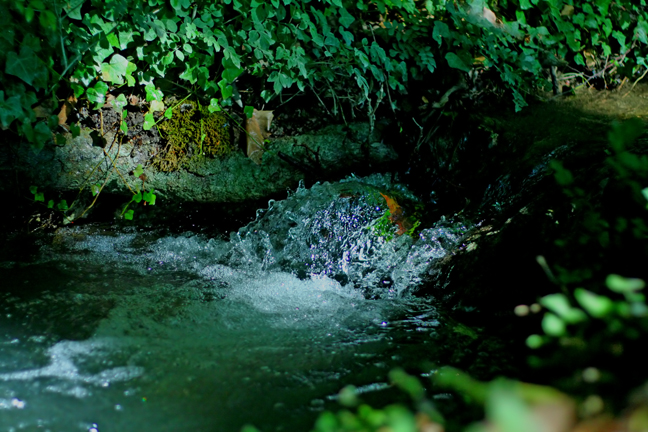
[0,178,470,431]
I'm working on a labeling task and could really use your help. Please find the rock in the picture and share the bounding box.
[0,122,397,204]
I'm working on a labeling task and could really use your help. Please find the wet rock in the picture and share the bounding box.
[0,122,397,204]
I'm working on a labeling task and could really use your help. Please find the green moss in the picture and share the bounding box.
[154,100,233,172]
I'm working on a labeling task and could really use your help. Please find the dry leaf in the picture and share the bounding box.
[57,95,77,128]
[246,109,274,165]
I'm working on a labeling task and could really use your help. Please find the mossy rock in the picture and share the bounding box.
[154,100,233,172]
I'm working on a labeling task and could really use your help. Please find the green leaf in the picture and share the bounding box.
[143,113,155,130]
[338,7,355,28]
[39,10,57,30]
[145,83,163,102]
[124,209,134,220]
[170,0,192,9]
[549,160,573,185]
[218,80,233,99]
[541,313,566,337]
[120,120,128,134]
[29,185,38,195]
[637,20,648,45]
[55,133,66,145]
[87,81,109,106]
[0,93,24,129]
[574,289,615,318]
[150,100,165,112]
[539,293,587,324]
[34,191,45,201]
[101,54,129,84]
[106,33,120,48]
[24,7,35,23]
[606,274,645,293]
[48,115,59,131]
[608,118,644,152]
[133,164,144,178]
[70,83,84,98]
[208,98,221,113]
[222,66,244,83]
[91,183,101,196]
[119,29,135,50]
[389,368,425,402]
[70,123,81,138]
[445,52,471,73]
[243,105,254,118]
[143,190,156,205]
[47,200,54,209]
[162,52,174,66]
[5,46,48,88]
[113,94,128,113]
[33,122,51,151]
[433,21,450,45]
[133,192,142,203]
[57,200,69,211]
[526,334,544,349]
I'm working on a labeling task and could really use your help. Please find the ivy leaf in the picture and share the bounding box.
[86,81,109,107]
[113,94,128,113]
[145,83,163,102]
[222,66,244,83]
[574,289,614,318]
[57,200,69,211]
[0,92,24,129]
[133,192,143,203]
[162,52,174,66]
[218,80,233,99]
[607,274,645,293]
[5,46,48,89]
[143,112,155,130]
[70,123,81,138]
[433,21,450,45]
[70,83,84,98]
[63,0,83,20]
[124,209,134,220]
[133,164,144,178]
[29,186,38,195]
[34,191,45,202]
[120,120,128,134]
[150,100,165,112]
[143,190,156,205]
[208,98,221,113]
[91,183,101,196]
[101,54,129,84]
[32,122,51,152]
[445,52,472,73]
[541,313,566,337]
[164,107,173,119]
[170,0,192,10]
[119,29,135,50]
[338,7,355,28]
[47,200,54,209]
[243,105,254,118]
[39,10,57,31]
[637,20,648,45]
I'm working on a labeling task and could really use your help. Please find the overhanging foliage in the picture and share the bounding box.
[1,0,648,151]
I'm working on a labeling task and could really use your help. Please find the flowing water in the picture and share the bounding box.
[0,177,472,431]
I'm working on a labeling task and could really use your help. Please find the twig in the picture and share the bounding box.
[623,67,648,98]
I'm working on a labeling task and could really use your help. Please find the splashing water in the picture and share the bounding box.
[0,176,470,431]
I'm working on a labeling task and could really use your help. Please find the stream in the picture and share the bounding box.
[0,176,474,431]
